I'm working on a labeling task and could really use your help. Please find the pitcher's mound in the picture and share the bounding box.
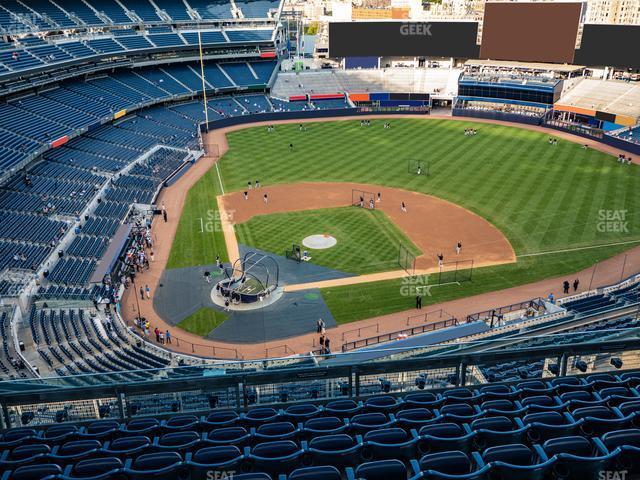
[303,234,337,250]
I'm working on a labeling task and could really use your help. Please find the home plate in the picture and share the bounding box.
[302,234,337,250]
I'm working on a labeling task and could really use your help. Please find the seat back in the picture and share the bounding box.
[419,450,472,475]
[354,459,407,480]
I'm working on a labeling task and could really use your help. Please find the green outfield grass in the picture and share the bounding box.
[169,118,640,324]
[176,308,228,336]
[166,165,227,270]
[235,207,421,275]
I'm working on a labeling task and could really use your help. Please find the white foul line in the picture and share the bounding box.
[517,239,640,258]
[215,162,225,195]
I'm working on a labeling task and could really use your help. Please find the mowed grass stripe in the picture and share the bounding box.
[235,207,421,275]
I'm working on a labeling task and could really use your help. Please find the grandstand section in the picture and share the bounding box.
[272,67,461,98]
[555,78,640,125]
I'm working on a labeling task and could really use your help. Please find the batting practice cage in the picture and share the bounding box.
[436,259,474,285]
[408,160,429,176]
[351,189,376,209]
[398,244,417,275]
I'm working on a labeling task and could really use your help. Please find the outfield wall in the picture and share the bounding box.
[202,107,429,131]
[202,107,640,156]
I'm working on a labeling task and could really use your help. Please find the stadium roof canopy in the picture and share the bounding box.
[465,59,585,74]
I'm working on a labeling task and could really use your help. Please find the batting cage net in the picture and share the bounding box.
[408,160,429,176]
[351,189,376,209]
[397,244,417,275]
[436,259,474,285]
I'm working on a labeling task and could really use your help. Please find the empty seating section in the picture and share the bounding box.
[251,60,277,84]
[56,0,103,26]
[208,97,246,117]
[115,35,154,50]
[88,0,133,24]
[221,62,258,86]
[66,236,109,259]
[82,218,121,237]
[0,50,44,71]
[0,371,640,479]
[0,59,276,174]
[188,0,233,19]
[181,31,227,45]
[612,125,640,145]
[136,67,191,96]
[1,0,55,31]
[20,0,79,29]
[237,0,280,18]
[57,41,97,59]
[201,63,234,89]
[312,98,350,110]
[226,29,273,42]
[27,45,73,63]
[0,212,66,245]
[161,64,206,91]
[154,0,192,21]
[147,33,185,48]
[0,241,50,271]
[125,0,162,22]
[236,94,272,113]
[14,93,95,129]
[48,258,97,285]
[557,79,640,120]
[23,306,171,382]
[86,38,125,54]
[270,98,312,112]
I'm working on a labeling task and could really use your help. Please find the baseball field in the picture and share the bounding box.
[167,118,640,325]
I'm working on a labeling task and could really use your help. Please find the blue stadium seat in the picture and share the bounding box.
[347,459,407,480]
[416,423,475,454]
[524,411,582,442]
[283,404,322,422]
[542,436,616,480]
[0,444,50,469]
[324,400,362,418]
[244,440,304,476]
[204,427,252,447]
[50,440,102,464]
[395,408,437,429]
[471,416,528,448]
[123,452,184,480]
[479,443,554,480]
[362,427,418,461]
[305,434,363,468]
[600,429,640,475]
[102,436,151,458]
[253,422,300,443]
[185,445,244,478]
[301,417,349,439]
[411,450,490,480]
[350,413,395,435]
[59,457,123,480]
[283,465,341,480]
[1,463,63,480]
